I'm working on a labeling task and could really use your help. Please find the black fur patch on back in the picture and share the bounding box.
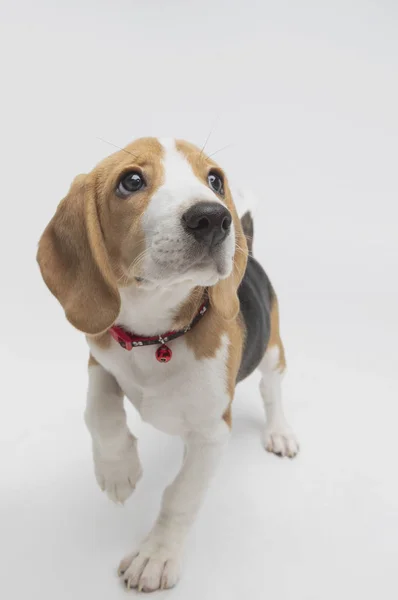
[237,255,273,382]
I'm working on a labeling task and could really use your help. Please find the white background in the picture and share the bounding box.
[0,1,397,598]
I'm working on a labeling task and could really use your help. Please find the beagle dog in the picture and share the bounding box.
[37,137,299,593]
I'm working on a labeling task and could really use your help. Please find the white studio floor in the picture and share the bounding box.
[1,347,397,600]
[1,1,397,599]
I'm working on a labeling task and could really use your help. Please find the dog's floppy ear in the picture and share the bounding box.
[37,174,121,335]
[209,213,248,321]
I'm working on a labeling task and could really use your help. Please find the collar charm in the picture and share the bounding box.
[156,344,172,363]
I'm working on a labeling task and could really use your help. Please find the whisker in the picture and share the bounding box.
[128,249,152,275]
[234,242,248,254]
[233,257,246,280]
[116,248,151,284]
[207,143,234,159]
[200,114,221,157]
[96,136,139,160]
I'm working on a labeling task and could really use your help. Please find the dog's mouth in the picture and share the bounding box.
[132,234,234,288]
[134,254,231,288]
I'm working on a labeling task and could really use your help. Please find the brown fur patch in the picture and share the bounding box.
[226,315,245,399]
[172,287,206,331]
[95,137,165,284]
[184,303,225,360]
[268,295,286,371]
[88,354,99,367]
[222,406,232,428]
[184,302,244,405]
[218,314,245,426]
[37,138,164,335]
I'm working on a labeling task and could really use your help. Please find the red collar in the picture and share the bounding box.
[109,299,209,363]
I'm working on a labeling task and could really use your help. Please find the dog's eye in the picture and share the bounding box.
[207,171,224,195]
[117,172,145,196]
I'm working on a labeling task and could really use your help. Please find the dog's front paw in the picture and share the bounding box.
[119,545,181,592]
[264,422,299,458]
[93,437,142,504]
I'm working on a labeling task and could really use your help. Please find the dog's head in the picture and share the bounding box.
[37,138,247,335]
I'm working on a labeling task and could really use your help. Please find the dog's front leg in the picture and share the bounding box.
[84,361,142,504]
[119,421,229,592]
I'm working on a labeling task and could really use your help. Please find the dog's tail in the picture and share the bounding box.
[240,211,254,256]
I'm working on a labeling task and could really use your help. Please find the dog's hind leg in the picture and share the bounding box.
[258,297,299,458]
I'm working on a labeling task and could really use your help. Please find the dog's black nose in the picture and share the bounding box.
[182,202,232,246]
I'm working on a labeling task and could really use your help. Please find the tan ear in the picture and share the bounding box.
[37,174,121,335]
[209,215,248,321]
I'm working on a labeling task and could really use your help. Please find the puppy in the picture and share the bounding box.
[37,137,298,592]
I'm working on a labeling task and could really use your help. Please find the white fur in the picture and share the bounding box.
[88,334,231,436]
[259,346,299,457]
[86,327,231,590]
[118,422,229,592]
[84,364,142,504]
[139,138,235,286]
[118,279,195,336]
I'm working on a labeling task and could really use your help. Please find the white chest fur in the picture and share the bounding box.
[88,334,230,436]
